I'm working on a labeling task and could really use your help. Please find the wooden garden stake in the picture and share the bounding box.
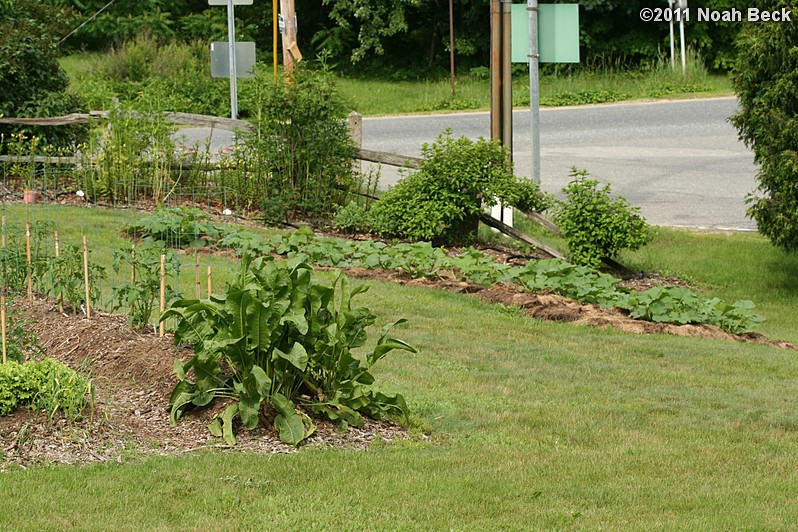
[159,254,166,337]
[207,265,212,298]
[54,231,63,313]
[1,216,6,282]
[195,252,201,299]
[1,216,6,362]
[83,235,91,319]
[130,244,136,318]
[25,223,32,301]
[1,294,6,365]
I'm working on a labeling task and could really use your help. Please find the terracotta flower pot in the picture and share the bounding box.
[23,189,39,204]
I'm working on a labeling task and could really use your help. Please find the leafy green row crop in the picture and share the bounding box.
[218,227,765,334]
[128,211,764,334]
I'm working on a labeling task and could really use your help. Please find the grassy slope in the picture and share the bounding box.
[1,206,798,529]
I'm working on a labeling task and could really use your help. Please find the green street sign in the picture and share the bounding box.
[511,3,580,63]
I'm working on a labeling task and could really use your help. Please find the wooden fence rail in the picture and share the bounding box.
[0,111,419,169]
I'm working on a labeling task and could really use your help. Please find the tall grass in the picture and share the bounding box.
[60,45,732,117]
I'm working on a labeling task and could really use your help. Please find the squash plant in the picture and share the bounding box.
[162,255,415,446]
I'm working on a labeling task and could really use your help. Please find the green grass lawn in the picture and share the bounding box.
[2,205,798,529]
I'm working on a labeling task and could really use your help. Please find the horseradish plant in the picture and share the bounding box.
[164,255,415,446]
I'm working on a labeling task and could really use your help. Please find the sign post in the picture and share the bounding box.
[511,3,580,185]
[209,0,254,119]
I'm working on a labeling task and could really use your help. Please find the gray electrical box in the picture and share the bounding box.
[210,42,256,78]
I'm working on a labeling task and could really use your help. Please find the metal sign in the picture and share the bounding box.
[211,42,256,78]
[209,0,253,5]
[511,4,580,63]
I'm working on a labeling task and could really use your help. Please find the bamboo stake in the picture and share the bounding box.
[83,235,91,319]
[1,216,6,284]
[1,217,5,364]
[25,223,32,301]
[195,252,201,299]
[207,265,212,298]
[0,294,5,365]
[54,231,63,313]
[159,254,165,337]
[130,244,136,318]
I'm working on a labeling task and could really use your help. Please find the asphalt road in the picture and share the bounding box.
[362,97,758,231]
[174,97,758,231]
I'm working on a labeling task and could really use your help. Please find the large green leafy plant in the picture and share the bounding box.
[553,168,651,268]
[163,255,415,446]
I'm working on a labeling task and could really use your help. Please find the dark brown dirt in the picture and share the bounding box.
[0,299,412,470]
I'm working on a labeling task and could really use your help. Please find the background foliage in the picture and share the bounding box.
[47,0,748,75]
[0,0,86,148]
[731,0,798,252]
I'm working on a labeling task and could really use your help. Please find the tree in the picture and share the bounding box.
[0,0,85,148]
[730,0,798,251]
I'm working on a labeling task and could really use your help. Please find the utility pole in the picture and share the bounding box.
[489,0,514,226]
[280,0,302,72]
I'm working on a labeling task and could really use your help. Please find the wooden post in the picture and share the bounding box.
[82,235,91,319]
[195,252,201,299]
[130,244,136,318]
[1,216,6,282]
[54,231,63,313]
[207,265,212,298]
[279,0,302,72]
[159,254,166,337]
[25,223,32,301]
[348,111,362,175]
[1,294,5,365]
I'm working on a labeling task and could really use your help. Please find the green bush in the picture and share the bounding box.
[369,131,545,246]
[0,359,93,420]
[163,255,415,446]
[553,168,651,267]
[236,59,357,222]
[79,35,229,115]
[731,2,798,252]
[0,0,87,149]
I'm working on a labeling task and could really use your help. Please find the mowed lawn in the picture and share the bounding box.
[1,206,798,529]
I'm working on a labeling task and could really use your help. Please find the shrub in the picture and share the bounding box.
[236,59,357,222]
[730,3,798,252]
[553,168,651,267]
[163,255,415,446]
[0,1,87,149]
[369,131,543,246]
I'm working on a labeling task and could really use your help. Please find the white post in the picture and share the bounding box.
[668,0,675,69]
[227,0,238,119]
[528,0,540,184]
[678,0,687,76]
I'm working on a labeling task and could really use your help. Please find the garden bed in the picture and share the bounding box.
[0,299,411,470]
